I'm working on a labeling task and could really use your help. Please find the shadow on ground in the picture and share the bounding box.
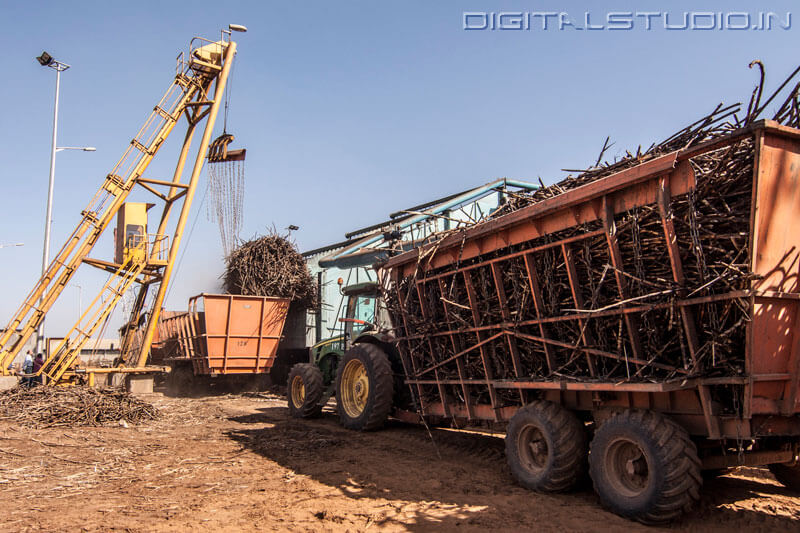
[226,403,800,531]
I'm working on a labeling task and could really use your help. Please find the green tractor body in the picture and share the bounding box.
[288,281,406,428]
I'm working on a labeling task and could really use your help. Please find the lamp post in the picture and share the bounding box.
[73,283,82,318]
[57,147,96,152]
[35,51,95,353]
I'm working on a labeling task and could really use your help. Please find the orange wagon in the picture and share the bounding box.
[162,293,290,375]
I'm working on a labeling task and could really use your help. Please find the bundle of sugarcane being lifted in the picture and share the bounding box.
[223,231,317,309]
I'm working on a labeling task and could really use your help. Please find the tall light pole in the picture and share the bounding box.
[73,283,82,318]
[35,51,95,353]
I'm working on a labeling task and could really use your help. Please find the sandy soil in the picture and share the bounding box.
[1,391,799,532]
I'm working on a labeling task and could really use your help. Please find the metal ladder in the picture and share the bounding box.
[40,252,149,383]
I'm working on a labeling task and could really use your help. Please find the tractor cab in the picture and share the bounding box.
[340,282,379,342]
[307,281,386,388]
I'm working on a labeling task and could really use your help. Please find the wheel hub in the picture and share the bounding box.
[291,376,306,407]
[607,438,649,497]
[290,375,305,408]
[341,359,369,418]
[518,423,549,473]
[626,456,646,476]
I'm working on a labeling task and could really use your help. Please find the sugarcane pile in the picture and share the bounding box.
[383,61,800,404]
[0,386,159,428]
[490,61,800,218]
[223,232,317,308]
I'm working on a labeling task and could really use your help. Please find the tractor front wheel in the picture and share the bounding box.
[287,363,324,418]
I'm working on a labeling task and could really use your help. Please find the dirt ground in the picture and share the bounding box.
[1,391,799,532]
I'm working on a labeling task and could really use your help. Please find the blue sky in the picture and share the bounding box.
[0,1,796,336]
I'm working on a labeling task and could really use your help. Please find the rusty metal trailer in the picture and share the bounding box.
[157,294,290,390]
[378,120,800,523]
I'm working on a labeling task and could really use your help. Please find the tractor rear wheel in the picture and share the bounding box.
[505,401,588,492]
[589,409,701,524]
[287,363,324,418]
[335,344,393,431]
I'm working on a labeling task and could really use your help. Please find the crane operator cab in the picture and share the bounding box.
[115,202,161,267]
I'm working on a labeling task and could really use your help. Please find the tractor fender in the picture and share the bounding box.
[353,334,402,374]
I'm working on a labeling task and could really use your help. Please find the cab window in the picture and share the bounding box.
[345,295,376,337]
[126,224,145,248]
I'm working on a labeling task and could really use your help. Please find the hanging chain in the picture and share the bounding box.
[207,158,245,257]
[206,59,244,258]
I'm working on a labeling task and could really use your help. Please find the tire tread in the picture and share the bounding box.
[589,409,701,524]
[336,344,394,431]
[288,363,324,418]
[505,401,587,492]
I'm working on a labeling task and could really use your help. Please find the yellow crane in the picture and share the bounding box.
[0,26,245,384]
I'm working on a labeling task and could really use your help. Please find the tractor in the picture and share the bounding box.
[286,281,406,429]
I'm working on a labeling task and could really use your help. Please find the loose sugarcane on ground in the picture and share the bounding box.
[0,386,158,428]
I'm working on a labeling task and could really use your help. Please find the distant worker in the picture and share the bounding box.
[21,350,34,387]
[32,353,44,385]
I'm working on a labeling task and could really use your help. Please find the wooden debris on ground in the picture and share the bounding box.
[0,386,159,428]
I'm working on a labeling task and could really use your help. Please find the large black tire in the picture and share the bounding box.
[287,363,324,418]
[769,460,800,492]
[589,409,702,524]
[166,364,194,396]
[335,343,393,431]
[505,401,588,492]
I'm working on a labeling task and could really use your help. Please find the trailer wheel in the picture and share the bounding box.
[335,343,393,431]
[769,459,800,492]
[589,409,701,524]
[166,364,194,396]
[287,363,324,418]
[505,401,587,492]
